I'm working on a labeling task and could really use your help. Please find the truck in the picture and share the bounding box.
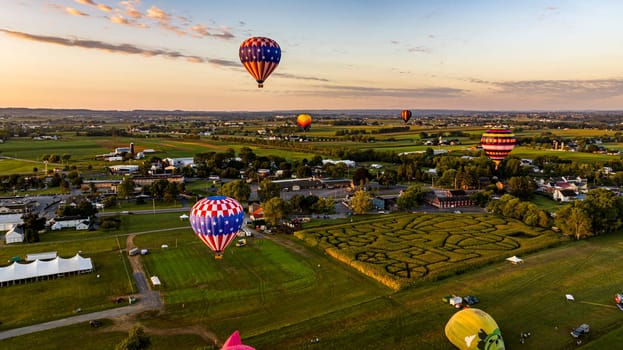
[128,248,139,256]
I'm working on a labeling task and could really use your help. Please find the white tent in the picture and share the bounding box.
[150,276,161,286]
[506,256,524,264]
[0,254,93,286]
[26,251,58,261]
[179,214,189,220]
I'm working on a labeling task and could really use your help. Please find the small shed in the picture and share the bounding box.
[5,225,24,244]
[150,276,161,287]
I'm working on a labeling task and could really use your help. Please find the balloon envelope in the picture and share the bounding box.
[221,331,255,350]
[480,128,516,169]
[445,308,505,350]
[189,196,244,258]
[401,110,412,123]
[297,114,312,130]
[239,37,281,88]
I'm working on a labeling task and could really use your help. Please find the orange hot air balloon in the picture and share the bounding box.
[296,114,312,131]
[480,128,516,170]
[401,110,412,123]
[239,37,281,88]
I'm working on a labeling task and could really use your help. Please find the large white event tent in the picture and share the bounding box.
[0,254,93,287]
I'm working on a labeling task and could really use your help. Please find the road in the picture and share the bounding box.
[0,235,163,341]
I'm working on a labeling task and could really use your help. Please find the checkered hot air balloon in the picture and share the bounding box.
[480,128,517,170]
[189,196,244,259]
[296,114,312,131]
[401,110,412,124]
[239,36,281,88]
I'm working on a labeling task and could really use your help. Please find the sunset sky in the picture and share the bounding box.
[2,1,623,111]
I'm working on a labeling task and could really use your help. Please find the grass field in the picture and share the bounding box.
[5,218,623,349]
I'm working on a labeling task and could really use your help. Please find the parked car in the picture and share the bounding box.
[571,324,590,338]
[463,295,479,305]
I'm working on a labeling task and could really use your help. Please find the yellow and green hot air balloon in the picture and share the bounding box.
[445,308,505,350]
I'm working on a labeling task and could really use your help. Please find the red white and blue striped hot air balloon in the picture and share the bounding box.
[190,196,244,259]
[239,36,281,88]
[481,128,517,170]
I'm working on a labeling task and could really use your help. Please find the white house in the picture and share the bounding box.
[5,225,24,244]
[165,157,195,168]
[0,214,24,232]
[553,189,578,202]
[50,217,90,231]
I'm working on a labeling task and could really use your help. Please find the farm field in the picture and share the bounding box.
[5,224,623,349]
[295,213,564,290]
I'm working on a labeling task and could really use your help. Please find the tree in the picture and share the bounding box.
[21,212,45,243]
[507,176,537,200]
[117,178,136,199]
[352,168,371,189]
[555,205,592,239]
[218,180,251,203]
[397,185,426,211]
[115,325,151,350]
[351,190,372,214]
[257,178,281,203]
[378,169,398,187]
[579,188,622,235]
[262,197,290,226]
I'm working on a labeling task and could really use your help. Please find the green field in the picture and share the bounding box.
[295,213,563,289]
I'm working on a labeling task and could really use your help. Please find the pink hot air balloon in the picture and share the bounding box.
[221,330,255,350]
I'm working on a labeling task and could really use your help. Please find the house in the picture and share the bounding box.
[424,190,475,209]
[553,189,579,202]
[0,214,24,232]
[50,216,91,231]
[5,225,24,244]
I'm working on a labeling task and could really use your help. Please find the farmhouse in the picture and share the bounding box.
[553,189,579,202]
[4,225,24,244]
[49,216,91,231]
[0,253,93,287]
[424,190,475,209]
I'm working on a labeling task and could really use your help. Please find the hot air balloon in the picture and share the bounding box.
[401,110,412,124]
[297,114,312,131]
[445,308,505,350]
[480,128,516,170]
[239,37,281,88]
[221,330,255,350]
[189,196,244,259]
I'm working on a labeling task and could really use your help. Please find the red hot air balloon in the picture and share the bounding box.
[239,37,281,88]
[189,196,244,259]
[296,114,312,131]
[480,128,517,170]
[401,110,412,124]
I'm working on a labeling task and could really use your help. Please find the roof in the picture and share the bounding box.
[0,254,92,284]
[26,251,58,261]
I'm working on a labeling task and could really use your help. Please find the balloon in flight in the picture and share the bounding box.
[480,128,516,170]
[220,330,255,350]
[239,36,281,88]
[401,110,412,123]
[189,196,244,259]
[296,114,312,131]
[445,308,505,350]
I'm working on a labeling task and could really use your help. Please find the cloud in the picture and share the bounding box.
[189,24,235,40]
[473,78,623,99]
[66,7,89,16]
[408,46,430,53]
[74,0,96,5]
[97,4,112,12]
[146,5,170,22]
[120,0,142,19]
[0,29,238,68]
[313,85,465,98]
[390,40,400,45]
[545,6,559,10]
[273,72,330,82]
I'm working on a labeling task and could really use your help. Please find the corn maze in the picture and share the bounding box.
[295,213,561,290]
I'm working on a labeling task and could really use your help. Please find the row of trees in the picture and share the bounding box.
[554,188,623,239]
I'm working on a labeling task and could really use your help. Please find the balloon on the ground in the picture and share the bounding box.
[401,110,412,123]
[221,330,255,350]
[239,36,281,88]
[445,308,505,350]
[480,128,516,170]
[297,113,312,131]
[189,196,244,259]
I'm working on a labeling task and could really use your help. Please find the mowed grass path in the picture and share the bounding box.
[295,213,563,289]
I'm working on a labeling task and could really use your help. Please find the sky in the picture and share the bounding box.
[2,0,623,111]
